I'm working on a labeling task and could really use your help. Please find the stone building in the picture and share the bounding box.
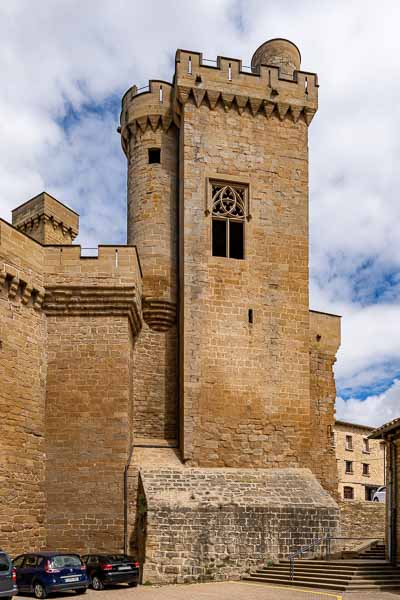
[1,38,342,582]
[370,416,400,563]
[334,420,385,502]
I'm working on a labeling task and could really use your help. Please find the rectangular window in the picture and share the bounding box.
[344,486,354,500]
[362,463,370,476]
[345,460,353,474]
[345,435,353,450]
[363,438,370,453]
[212,218,244,259]
[229,220,244,259]
[212,219,227,257]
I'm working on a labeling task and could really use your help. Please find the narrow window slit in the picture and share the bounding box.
[228,63,232,81]
[188,56,192,75]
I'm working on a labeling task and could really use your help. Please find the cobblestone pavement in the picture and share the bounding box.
[16,583,400,600]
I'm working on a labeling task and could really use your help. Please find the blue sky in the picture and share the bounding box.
[1,0,400,426]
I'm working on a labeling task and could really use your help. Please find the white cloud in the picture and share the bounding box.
[1,0,400,424]
[336,379,400,428]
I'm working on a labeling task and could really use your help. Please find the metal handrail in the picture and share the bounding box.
[289,535,330,580]
[288,535,385,581]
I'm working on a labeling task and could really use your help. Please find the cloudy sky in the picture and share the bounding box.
[1,0,399,427]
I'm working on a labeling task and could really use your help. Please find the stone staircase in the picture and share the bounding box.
[244,558,400,592]
[358,541,386,560]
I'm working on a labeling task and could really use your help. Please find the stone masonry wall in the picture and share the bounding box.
[0,221,47,555]
[43,244,142,553]
[132,324,177,440]
[140,468,339,584]
[45,315,133,553]
[309,310,341,497]
[339,500,385,551]
[180,100,312,467]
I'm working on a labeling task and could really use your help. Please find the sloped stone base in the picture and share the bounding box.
[138,467,339,584]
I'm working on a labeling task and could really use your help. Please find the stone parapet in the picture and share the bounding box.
[174,48,317,124]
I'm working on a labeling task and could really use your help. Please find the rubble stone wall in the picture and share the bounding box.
[339,500,385,545]
[140,467,339,583]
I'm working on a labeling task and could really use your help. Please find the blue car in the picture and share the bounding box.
[0,551,17,600]
[13,553,89,599]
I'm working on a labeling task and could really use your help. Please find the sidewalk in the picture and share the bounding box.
[18,582,400,600]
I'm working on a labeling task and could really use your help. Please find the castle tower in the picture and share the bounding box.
[121,81,179,442]
[174,39,318,468]
[12,192,79,244]
[120,38,324,465]
[119,42,341,582]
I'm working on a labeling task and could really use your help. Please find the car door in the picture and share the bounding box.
[20,555,38,591]
[86,556,98,581]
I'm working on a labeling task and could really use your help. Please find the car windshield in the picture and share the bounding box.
[50,555,81,569]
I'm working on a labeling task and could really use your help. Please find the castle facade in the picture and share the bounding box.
[0,38,341,582]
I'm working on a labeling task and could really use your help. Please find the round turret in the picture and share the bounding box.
[121,80,178,331]
[251,38,301,78]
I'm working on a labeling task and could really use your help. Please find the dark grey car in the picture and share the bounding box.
[0,552,17,600]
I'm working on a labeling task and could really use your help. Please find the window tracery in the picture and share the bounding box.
[211,184,246,219]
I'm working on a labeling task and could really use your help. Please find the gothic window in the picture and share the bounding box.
[211,183,246,259]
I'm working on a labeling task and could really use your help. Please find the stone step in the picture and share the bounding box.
[256,570,400,581]
[258,568,400,578]
[244,573,400,592]
[264,564,398,574]
[243,575,347,591]
[280,559,389,567]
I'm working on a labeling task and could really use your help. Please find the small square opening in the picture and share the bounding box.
[148,148,161,164]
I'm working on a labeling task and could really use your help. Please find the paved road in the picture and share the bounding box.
[17,582,400,600]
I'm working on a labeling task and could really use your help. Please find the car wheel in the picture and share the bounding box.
[34,582,47,599]
[373,498,379,502]
[127,582,137,587]
[75,588,87,595]
[91,576,104,591]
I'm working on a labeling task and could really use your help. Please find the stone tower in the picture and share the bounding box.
[122,82,178,442]
[120,38,334,475]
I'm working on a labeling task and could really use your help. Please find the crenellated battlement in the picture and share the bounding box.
[174,49,318,123]
[119,40,319,154]
[44,244,142,285]
[120,80,175,155]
